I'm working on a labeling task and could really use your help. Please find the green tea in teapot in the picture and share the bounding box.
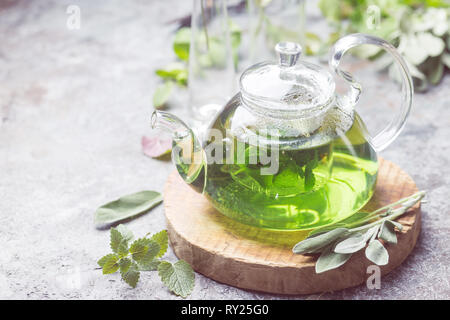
[188,108,377,230]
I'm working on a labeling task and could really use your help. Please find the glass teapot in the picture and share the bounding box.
[152,34,413,231]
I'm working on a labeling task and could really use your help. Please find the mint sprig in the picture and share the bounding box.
[98,225,195,297]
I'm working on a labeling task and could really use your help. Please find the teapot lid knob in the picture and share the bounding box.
[275,42,302,67]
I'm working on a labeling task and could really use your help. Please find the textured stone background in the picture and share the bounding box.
[0,0,449,299]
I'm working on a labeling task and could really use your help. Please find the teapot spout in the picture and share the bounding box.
[151,111,206,193]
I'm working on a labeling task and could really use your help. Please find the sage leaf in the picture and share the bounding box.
[316,245,352,274]
[418,32,446,57]
[442,53,450,69]
[121,262,140,288]
[158,260,195,298]
[153,81,174,108]
[365,240,389,266]
[307,223,347,238]
[402,34,429,65]
[389,220,403,231]
[293,228,349,254]
[334,233,367,254]
[429,60,444,85]
[94,191,163,226]
[378,221,397,244]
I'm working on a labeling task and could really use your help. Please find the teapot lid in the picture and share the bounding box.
[239,42,335,118]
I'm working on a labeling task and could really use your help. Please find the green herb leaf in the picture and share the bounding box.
[110,228,124,253]
[316,245,352,274]
[173,27,191,61]
[98,254,118,268]
[305,32,323,55]
[102,255,120,274]
[116,224,134,243]
[365,240,389,266]
[442,53,450,68]
[121,262,140,288]
[389,220,403,231]
[137,240,160,271]
[153,81,174,109]
[117,239,129,258]
[334,233,367,254]
[156,63,188,85]
[307,223,347,238]
[428,59,444,85]
[94,191,163,226]
[378,221,397,244]
[150,230,169,258]
[295,191,425,273]
[158,260,195,298]
[129,238,150,262]
[418,32,446,57]
[293,228,349,254]
[138,260,161,271]
[118,257,132,274]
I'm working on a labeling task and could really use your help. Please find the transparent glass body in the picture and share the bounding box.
[189,0,236,123]
[169,94,378,230]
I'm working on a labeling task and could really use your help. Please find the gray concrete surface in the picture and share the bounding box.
[0,0,449,300]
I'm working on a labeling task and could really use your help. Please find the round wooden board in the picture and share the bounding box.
[163,158,421,295]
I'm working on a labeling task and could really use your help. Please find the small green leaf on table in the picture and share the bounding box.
[98,253,118,268]
[137,240,160,270]
[129,238,151,261]
[101,255,120,274]
[121,262,140,288]
[150,230,169,258]
[158,260,195,298]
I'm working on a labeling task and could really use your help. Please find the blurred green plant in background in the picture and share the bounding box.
[153,25,241,108]
[318,0,450,91]
[153,0,450,107]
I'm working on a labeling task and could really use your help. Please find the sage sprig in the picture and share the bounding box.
[98,224,195,298]
[293,191,426,273]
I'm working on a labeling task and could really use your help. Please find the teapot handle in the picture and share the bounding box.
[329,33,413,152]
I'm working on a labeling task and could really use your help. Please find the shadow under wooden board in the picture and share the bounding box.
[163,158,421,295]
